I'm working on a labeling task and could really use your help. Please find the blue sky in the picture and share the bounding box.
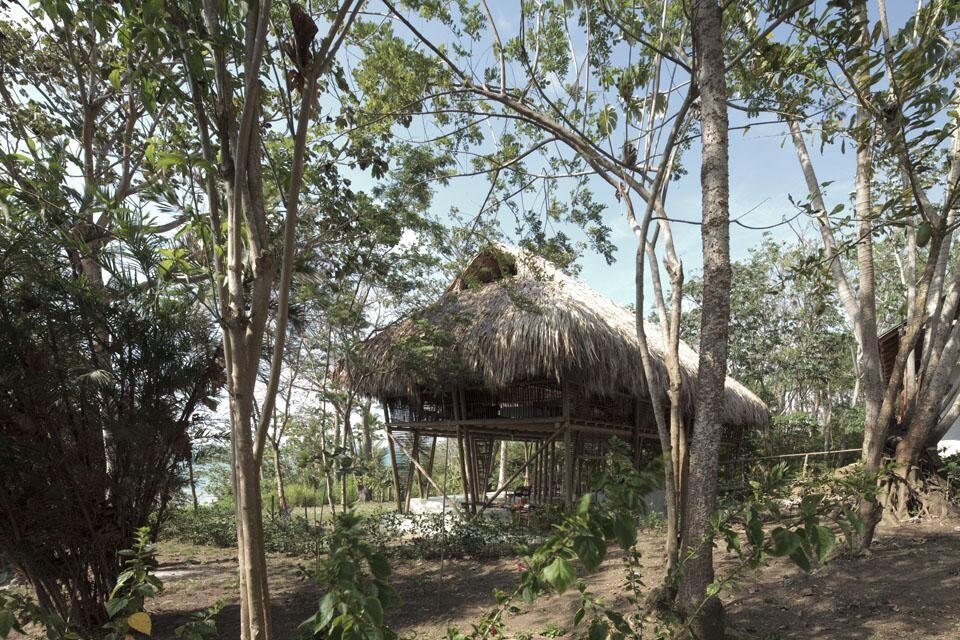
[392,0,918,309]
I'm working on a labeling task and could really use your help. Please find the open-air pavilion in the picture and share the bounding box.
[345,245,768,514]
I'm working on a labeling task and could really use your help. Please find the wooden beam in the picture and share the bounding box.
[383,402,404,514]
[476,426,563,516]
[386,430,463,518]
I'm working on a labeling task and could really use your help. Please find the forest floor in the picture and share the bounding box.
[148,517,960,639]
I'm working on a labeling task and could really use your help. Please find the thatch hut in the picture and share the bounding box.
[345,245,768,512]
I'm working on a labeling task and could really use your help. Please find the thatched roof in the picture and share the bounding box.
[348,245,768,427]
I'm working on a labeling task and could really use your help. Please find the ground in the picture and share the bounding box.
[148,517,960,640]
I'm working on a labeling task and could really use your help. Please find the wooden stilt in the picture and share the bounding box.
[383,408,404,514]
[563,423,573,510]
[476,426,563,515]
[386,431,463,518]
[424,436,438,497]
[465,430,478,512]
[405,431,420,512]
[456,426,469,513]
[535,442,544,502]
[549,439,557,503]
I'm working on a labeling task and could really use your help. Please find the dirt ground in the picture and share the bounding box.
[150,518,960,639]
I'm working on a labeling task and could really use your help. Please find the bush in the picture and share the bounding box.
[362,512,539,560]
[162,505,237,548]
[161,505,324,557]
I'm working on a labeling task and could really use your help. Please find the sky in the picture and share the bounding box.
[398,0,919,309]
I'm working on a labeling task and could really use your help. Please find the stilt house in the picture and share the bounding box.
[345,245,768,512]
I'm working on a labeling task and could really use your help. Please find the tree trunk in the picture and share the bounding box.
[272,441,289,515]
[362,399,373,462]
[678,2,730,637]
[187,446,200,513]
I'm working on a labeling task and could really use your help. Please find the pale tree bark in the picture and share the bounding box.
[188,2,361,637]
[677,1,731,636]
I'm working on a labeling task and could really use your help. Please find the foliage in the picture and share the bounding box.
[438,445,869,640]
[161,505,325,557]
[301,511,399,640]
[0,211,222,627]
[939,452,960,501]
[0,529,221,640]
[767,408,865,456]
[682,236,856,416]
[364,512,539,561]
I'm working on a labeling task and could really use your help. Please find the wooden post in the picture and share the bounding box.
[534,441,543,502]
[454,389,471,513]
[633,398,642,468]
[424,436,438,498]
[383,402,404,514]
[386,431,464,518]
[561,382,573,510]
[546,439,555,504]
[477,427,563,515]
[457,427,470,513]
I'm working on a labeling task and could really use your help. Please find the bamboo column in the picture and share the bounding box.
[454,389,471,513]
[423,436,438,497]
[562,382,574,510]
[382,402,404,513]
[404,431,420,512]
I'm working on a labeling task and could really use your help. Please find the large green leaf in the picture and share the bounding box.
[541,557,575,593]
[810,525,836,563]
[572,535,605,571]
[769,527,802,557]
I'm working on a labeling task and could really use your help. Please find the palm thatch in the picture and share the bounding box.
[348,245,768,427]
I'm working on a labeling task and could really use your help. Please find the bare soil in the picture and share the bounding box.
[149,519,960,639]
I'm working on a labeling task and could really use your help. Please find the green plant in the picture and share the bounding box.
[0,529,220,640]
[161,504,324,556]
[301,511,399,640]
[538,622,566,637]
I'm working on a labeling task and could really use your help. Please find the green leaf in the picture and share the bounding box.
[572,535,605,571]
[917,221,932,247]
[109,67,123,91]
[364,596,384,626]
[789,547,811,572]
[845,507,864,537]
[597,105,618,137]
[588,619,609,640]
[769,527,802,557]
[746,508,763,549]
[0,609,15,639]
[576,493,592,516]
[105,596,129,619]
[317,592,336,629]
[612,514,636,549]
[541,557,575,593]
[705,581,721,597]
[143,0,164,24]
[811,525,836,563]
[368,553,391,580]
[573,607,585,627]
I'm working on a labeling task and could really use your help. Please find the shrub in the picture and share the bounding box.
[161,505,324,557]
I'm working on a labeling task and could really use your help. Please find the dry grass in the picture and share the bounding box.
[347,245,767,427]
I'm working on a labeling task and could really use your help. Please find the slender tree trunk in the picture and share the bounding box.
[362,399,373,462]
[187,447,200,513]
[272,441,289,515]
[678,2,730,636]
